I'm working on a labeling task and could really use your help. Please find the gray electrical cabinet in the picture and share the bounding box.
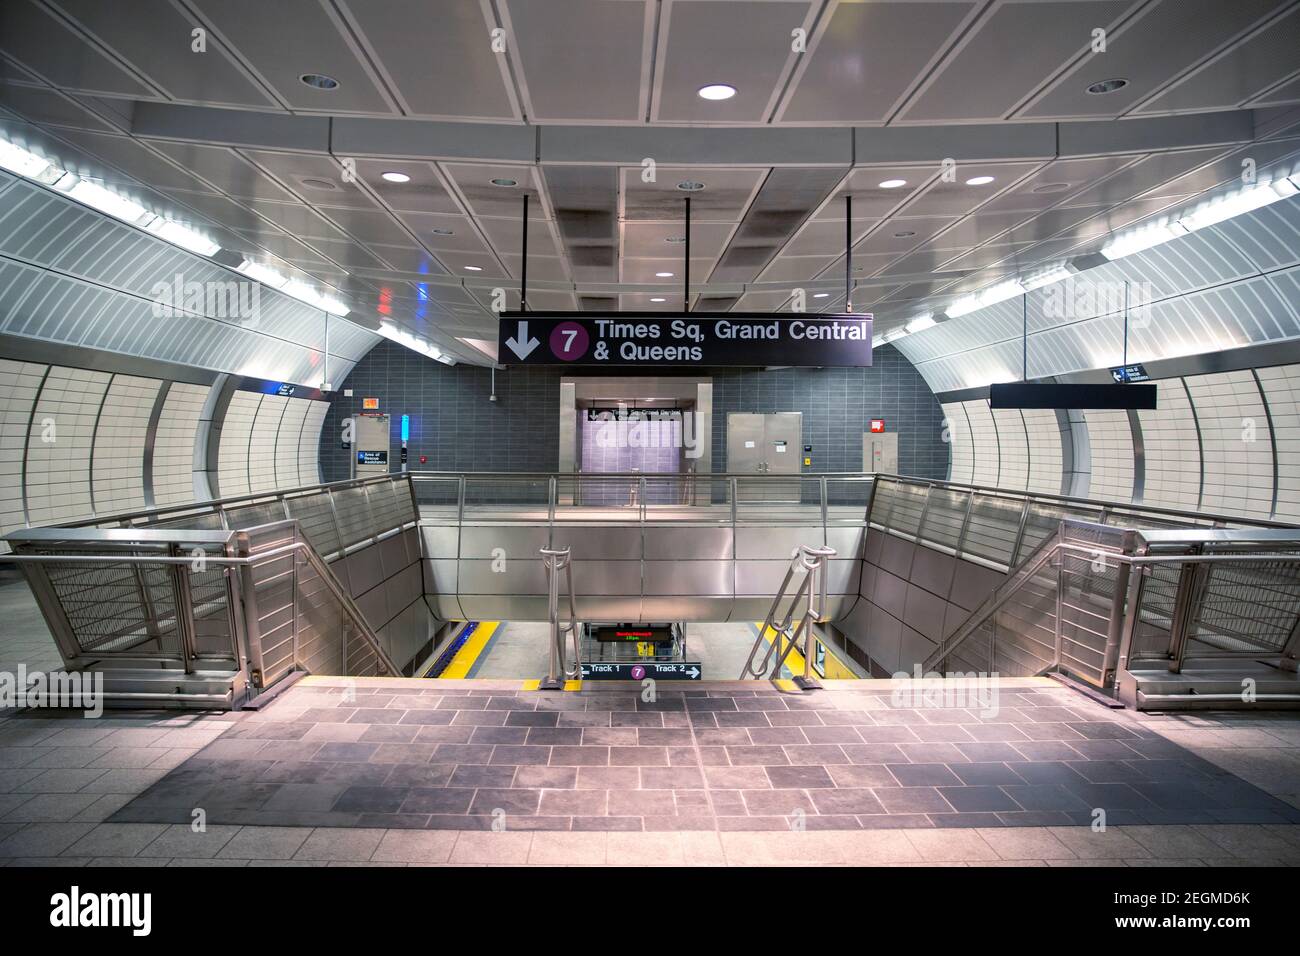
[863,431,898,474]
[352,413,391,479]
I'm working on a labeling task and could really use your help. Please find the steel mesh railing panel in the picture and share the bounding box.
[1188,556,1300,654]
[284,491,342,557]
[959,494,1024,566]
[41,553,180,656]
[364,481,403,537]
[330,485,374,549]
[223,501,288,530]
[869,479,928,539]
[918,487,967,551]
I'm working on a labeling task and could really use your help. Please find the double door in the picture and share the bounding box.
[727,412,802,501]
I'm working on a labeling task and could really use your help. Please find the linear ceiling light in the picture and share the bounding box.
[904,313,937,334]
[236,259,288,289]
[1100,221,1189,261]
[377,323,454,364]
[1020,264,1075,291]
[946,278,1025,318]
[144,219,220,256]
[60,178,152,225]
[0,139,60,180]
[282,277,350,317]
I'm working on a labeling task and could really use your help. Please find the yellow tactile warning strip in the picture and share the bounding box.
[754,622,858,679]
[437,621,499,679]
[519,679,583,691]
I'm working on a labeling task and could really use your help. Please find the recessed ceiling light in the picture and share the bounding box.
[655,271,674,277]
[677,181,705,191]
[381,171,410,183]
[1086,78,1128,95]
[650,297,667,302]
[464,265,482,271]
[697,84,737,101]
[491,178,518,187]
[1032,182,1072,194]
[965,176,995,186]
[300,177,338,191]
[431,228,454,236]
[813,293,829,298]
[665,236,686,243]
[893,230,917,238]
[299,73,339,90]
[879,179,907,189]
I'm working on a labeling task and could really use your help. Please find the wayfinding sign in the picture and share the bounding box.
[497,312,872,367]
[580,662,702,681]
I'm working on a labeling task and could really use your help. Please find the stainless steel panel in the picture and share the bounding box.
[643,526,733,560]
[459,524,549,560]
[735,525,822,558]
[824,558,862,596]
[574,595,643,621]
[456,560,547,595]
[551,526,642,560]
[825,526,866,560]
[641,596,733,622]
[570,559,640,596]
[378,533,409,579]
[421,525,460,559]
[457,595,550,620]
[735,560,801,595]
[643,560,734,597]
[423,558,459,594]
[344,548,384,598]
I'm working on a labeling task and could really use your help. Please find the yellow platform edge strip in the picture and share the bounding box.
[437,621,500,680]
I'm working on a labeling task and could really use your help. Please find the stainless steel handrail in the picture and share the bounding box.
[922,522,1300,687]
[7,538,400,682]
[741,544,837,687]
[539,546,581,688]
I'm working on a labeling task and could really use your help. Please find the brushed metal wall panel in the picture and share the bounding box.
[456,559,548,595]
[551,525,642,560]
[460,524,550,560]
[643,560,733,597]
[421,525,460,559]
[643,526,734,560]
[736,526,824,558]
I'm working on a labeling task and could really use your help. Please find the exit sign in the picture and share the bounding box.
[870,419,885,433]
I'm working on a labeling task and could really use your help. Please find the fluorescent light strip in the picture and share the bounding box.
[377,323,454,364]
[145,219,220,256]
[904,313,936,334]
[947,278,1025,318]
[0,140,57,179]
[1020,265,1074,291]
[238,259,350,316]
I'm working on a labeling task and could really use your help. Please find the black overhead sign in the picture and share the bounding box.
[990,382,1158,410]
[496,312,873,367]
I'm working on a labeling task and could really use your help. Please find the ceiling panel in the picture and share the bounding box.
[899,1,1133,123]
[1136,4,1300,114]
[812,166,937,220]
[188,0,393,113]
[779,0,979,123]
[0,81,117,131]
[896,161,1042,217]
[504,0,648,122]
[654,0,813,123]
[0,0,157,98]
[1020,0,1290,119]
[622,166,763,221]
[337,0,516,119]
[1058,147,1229,207]
[49,0,277,108]
[973,155,1138,214]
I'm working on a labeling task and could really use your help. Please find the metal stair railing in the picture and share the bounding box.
[7,524,400,705]
[740,544,837,688]
[539,546,582,689]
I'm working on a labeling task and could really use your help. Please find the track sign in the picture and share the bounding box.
[580,662,702,681]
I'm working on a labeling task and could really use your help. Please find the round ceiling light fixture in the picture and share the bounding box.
[299,73,339,90]
[431,228,454,236]
[1086,78,1129,95]
[677,180,706,191]
[464,265,482,271]
[381,171,410,183]
[879,179,907,189]
[490,178,518,187]
[300,177,338,191]
[697,83,737,101]
[665,236,686,244]
[655,271,674,277]
[965,175,995,186]
[893,230,917,238]
[1032,182,1072,194]
[650,297,667,303]
[813,293,829,299]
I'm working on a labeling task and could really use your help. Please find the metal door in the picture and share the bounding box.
[728,412,802,501]
[863,432,898,474]
[762,412,802,501]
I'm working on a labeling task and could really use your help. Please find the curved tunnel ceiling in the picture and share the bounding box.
[0,0,1298,369]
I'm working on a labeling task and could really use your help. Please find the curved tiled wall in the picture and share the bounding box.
[942,362,1300,522]
[0,356,331,551]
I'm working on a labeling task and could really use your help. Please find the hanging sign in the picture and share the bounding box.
[497,312,872,367]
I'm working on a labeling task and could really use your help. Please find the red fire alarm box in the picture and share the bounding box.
[870,419,886,433]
